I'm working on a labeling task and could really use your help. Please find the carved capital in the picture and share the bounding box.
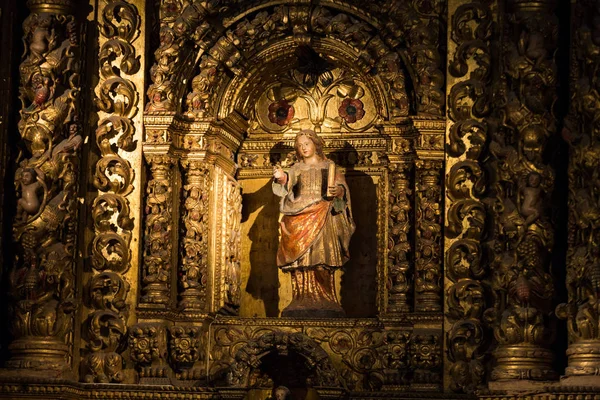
[27,0,75,14]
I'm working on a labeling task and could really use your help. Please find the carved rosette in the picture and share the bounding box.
[84,0,142,383]
[444,0,494,392]
[168,325,204,379]
[410,334,442,389]
[179,160,211,311]
[555,0,600,376]
[415,160,442,312]
[386,164,412,313]
[7,0,80,373]
[141,154,174,305]
[485,0,559,381]
[128,324,168,380]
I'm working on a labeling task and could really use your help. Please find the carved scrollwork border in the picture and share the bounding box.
[444,0,494,393]
[84,0,143,383]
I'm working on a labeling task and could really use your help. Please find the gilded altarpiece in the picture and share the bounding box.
[1,0,599,400]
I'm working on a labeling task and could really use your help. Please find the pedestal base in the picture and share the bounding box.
[5,337,70,374]
[491,344,557,381]
[565,340,600,376]
[281,298,345,318]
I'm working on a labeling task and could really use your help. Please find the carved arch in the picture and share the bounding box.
[147,0,445,118]
[228,331,341,388]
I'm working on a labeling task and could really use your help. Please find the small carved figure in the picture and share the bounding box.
[519,172,543,228]
[16,168,44,221]
[28,14,56,64]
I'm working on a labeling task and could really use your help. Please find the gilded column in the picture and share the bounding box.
[141,154,175,306]
[444,0,495,392]
[179,159,210,312]
[556,0,600,378]
[387,163,413,314]
[415,159,443,313]
[380,121,416,316]
[5,0,81,375]
[83,0,146,383]
[486,0,558,381]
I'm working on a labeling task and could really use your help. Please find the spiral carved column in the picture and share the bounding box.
[5,0,81,375]
[487,0,559,382]
[556,0,600,380]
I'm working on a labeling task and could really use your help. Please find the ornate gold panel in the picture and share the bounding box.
[1,0,596,398]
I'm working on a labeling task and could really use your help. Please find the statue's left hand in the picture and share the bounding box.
[327,185,344,198]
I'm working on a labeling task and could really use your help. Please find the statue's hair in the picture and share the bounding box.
[294,129,325,161]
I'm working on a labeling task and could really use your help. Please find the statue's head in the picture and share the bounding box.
[21,168,37,185]
[294,129,325,161]
[274,386,291,400]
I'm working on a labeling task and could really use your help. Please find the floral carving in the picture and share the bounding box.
[224,179,243,313]
[338,98,365,124]
[411,335,442,386]
[268,99,294,126]
[128,324,168,379]
[168,325,203,378]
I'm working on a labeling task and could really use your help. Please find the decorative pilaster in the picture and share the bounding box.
[386,164,413,314]
[486,0,558,382]
[444,0,495,392]
[380,121,416,316]
[5,0,81,375]
[415,160,443,313]
[83,0,146,383]
[141,154,174,306]
[556,0,600,379]
[179,160,211,312]
[213,173,243,315]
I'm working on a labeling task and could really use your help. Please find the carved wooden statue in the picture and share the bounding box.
[272,130,355,318]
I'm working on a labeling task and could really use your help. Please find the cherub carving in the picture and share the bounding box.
[16,167,44,221]
[519,171,543,228]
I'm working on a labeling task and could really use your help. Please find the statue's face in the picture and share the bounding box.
[297,135,316,159]
[21,170,34,185]
[275,389,287,400]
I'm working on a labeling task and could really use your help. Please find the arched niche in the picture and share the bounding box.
[142,1,437,318]
[212,39,402,317]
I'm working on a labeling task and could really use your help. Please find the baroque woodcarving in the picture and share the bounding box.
[84,0,141,383]
[2,0,597,399]
[444,0,494,392]
[556,0,600,377]
[8,0,81,373]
